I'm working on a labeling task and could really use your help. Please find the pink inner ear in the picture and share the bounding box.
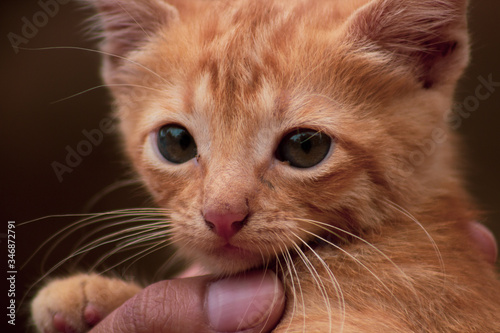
[347,0,468,88]
[93,0,179,60]
[468,222,498,265]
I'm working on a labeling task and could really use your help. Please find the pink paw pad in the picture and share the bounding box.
[52,313,77,333]
[84,304,102,327]
[51,305,102,333]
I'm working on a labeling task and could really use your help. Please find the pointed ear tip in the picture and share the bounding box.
[351,0,470,34]
[366,0,469,15]
[85,0,179,18]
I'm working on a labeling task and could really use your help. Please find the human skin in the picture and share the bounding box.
[88,221,496,333]
[89,270,285,333]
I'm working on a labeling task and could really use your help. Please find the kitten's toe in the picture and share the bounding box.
[83,304,103,327]
[52,313,78,333]
[31,274,142,333]
[50,305,102,333]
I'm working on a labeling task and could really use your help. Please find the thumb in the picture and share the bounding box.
[90,270,285,333]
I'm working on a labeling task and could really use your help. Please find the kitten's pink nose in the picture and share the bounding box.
[204,210,248,241]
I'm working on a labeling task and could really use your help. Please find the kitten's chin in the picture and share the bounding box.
[196,245,265,275]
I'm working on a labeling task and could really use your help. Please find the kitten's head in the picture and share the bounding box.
[90,0,469,274]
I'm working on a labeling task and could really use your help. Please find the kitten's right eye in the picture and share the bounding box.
[156,125,197,164]
[276,129,332,168]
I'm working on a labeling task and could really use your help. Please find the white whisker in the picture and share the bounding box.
[294,223,411,312]
[99,238,173,275]
[72,219,169,253]
[88,229,171,269]
[290,230,344,333]
[21,208,174,310]
[385,200,446,280]
[21,208,168,269]
[113,0,153,39]
[18,46,169,84]
[281,241,305,332]
[50,84,165,104]
[82,179,144,213]
[292,217,420,300]
[286,232,333,333]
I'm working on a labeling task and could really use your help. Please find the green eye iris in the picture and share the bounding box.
[276,129,332,168]
[157,125,197,164]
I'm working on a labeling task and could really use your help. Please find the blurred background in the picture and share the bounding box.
[1,1,499,331]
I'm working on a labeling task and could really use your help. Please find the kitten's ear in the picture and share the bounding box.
[346,0,469,89]
[88,0,179,69]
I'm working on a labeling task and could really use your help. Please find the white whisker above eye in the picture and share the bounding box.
[19,46,170,84]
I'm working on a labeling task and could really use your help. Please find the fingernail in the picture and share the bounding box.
[469,221,498,264]
[206,271,284,332]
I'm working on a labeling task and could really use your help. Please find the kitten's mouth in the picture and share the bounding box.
[211,242,256,259]
[222,243,241,251]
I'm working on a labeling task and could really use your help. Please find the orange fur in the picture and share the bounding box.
[32,0,500,332]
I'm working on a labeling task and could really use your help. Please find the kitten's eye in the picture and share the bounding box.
[276,129,332,168]
[157,125,197,164]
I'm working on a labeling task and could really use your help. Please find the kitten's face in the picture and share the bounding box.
[96,0,468,274]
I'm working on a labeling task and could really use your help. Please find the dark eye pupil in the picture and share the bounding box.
[300,139,312,154]
[179,132,192,150]
[157,125,197,164]
[277,129,332,168]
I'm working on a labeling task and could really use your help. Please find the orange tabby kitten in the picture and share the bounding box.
[31,0,500,332]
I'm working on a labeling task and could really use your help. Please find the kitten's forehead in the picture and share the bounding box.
[187,68,347,164]
[193,71,276,122]
[190,69,278,160]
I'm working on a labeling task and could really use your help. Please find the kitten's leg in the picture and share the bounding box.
[31,273,142,333]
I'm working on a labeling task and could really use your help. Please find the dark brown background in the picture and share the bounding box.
[1,1,499,331]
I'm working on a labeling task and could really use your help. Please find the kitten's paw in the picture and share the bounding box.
[31,273,142,333]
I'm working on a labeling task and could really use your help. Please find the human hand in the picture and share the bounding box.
[89,270,285,333]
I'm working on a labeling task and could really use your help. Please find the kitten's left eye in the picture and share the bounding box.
[156,124,197,164]
[276,129,332,168]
